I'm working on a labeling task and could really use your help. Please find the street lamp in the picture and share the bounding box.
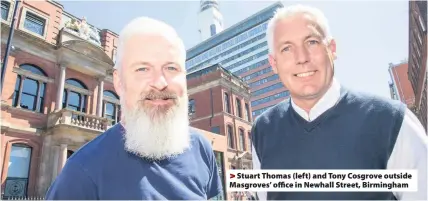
[1,0,21,95]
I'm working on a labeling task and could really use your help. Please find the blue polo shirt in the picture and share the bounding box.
[46,123,223,200]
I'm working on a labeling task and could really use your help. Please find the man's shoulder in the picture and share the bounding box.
[344,88,405,113]
[189,127,214,150]
[254,99,291,126]
[67,124,124,167]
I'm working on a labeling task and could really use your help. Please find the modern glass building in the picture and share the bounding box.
[186,2,289,119]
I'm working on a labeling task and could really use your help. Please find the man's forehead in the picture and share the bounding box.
[275,13,325,38]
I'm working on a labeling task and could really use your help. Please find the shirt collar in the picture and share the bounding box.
[290,78,341,122]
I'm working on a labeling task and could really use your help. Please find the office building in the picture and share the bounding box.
[187,1,288,119]
[408,0,427,132]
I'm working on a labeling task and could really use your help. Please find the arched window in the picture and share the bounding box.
[227,125,235,149]
[12,64,47,113]
[103,90,120,125]
[239,128,245,151]
[4,144,32,197]
[63,78,88,112]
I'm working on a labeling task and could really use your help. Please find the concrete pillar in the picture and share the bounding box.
[55,65,66,111]
[96,77,104,117]
[57,144,67,174]
[51,146,60,182]
[35,135,52,196]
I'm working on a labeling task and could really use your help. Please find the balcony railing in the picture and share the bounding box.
[47,109,112,132]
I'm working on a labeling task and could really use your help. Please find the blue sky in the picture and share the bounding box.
[58,0,409,99]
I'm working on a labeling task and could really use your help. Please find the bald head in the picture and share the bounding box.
[114,17,186,72]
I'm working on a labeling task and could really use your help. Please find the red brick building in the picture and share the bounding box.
[0,0,229,199]
[408,0,427,132]
[187,64,254,200]
[388,62,415,108]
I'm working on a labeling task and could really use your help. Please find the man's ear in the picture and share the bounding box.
[113,69,122,97]
[268,54,278,74]
[328,39,337,60]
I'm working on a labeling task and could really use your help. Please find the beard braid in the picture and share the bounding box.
[120,92,191,161]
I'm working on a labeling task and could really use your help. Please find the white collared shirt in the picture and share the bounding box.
[253,78,428,200]
[291,78,341,122]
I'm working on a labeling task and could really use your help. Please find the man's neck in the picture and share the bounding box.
[290,78,341,121]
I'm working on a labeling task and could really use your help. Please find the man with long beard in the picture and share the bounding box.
[46,17,223,200]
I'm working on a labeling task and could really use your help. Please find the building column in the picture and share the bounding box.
[55,65,66,111]
[57,144,67,174]
[51,146,60,180]
[97,77,104,117]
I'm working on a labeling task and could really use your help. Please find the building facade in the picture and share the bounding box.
[388,62,415,108]
[187,64,254,200]
[0,0,228,199]
[408,0,427,132]
[187,2,290,120]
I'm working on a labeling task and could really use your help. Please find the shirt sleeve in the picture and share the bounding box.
[387,108,428,200]
[45,160,98,200]
[206,149,223,200]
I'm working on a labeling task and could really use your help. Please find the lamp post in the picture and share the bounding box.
[1,0,20,95]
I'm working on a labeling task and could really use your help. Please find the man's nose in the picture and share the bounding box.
[149,72,168,90]
[295,46,310,65]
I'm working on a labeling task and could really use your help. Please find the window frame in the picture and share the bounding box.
[18,7,50,40]
[103,90,120,124]
[227,124,235,149]
[11,65,52,113]
[62,78,91,113]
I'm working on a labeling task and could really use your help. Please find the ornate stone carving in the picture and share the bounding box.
[64,17,101,45]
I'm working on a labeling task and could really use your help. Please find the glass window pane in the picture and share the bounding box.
[8,145,32,178]
[22,78,38,95]
[66,79,86,89]
[20,93,36,110]
[104,91,118,99]
[105,103,115,116]
[24,12,45,36]
[1,1,9,21]
[20,64,46,76]
[68,92,81,108]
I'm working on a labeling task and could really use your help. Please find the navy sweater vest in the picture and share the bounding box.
[252,87,405,200]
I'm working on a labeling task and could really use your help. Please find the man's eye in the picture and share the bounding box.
[167,66,178,71]
[136,67,148,72]
[308,40,319,45]
[281,46,290,52]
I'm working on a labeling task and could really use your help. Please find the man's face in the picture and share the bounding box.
[113,33,190,160]
[114,34,187,119]
[269,13,336,102]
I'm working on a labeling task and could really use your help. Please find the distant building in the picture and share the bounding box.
[187,64,253,200]
[198,0,224,42]
[187,2,289,120]
[388,62,415,108]
[408,0,427,132]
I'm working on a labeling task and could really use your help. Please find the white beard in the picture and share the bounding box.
[120,94,191,161]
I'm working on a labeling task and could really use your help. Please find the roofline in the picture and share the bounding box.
[186,1,283,53]
[186,63,248,86]
[388,60,408,69]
